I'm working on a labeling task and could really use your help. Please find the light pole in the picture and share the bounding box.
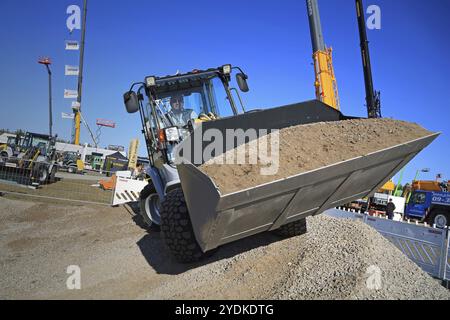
[413,168,430,182]
[38,57,53,137]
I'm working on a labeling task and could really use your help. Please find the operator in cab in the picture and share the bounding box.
[169,94,198,127]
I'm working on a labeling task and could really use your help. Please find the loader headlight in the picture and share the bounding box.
[145,76,157,88]
[164,127,180,142]
[222,64,232,75]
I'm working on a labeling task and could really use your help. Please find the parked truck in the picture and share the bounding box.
[405,190,450,228]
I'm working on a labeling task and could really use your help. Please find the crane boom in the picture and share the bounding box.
[356,0,382,118]
[306,0,340,111]
[72,0,88,145]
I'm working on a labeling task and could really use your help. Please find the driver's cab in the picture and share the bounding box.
[154,91,203,129]
[125,65,250,165]
[20,133,55,158]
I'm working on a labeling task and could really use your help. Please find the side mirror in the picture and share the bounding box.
[123,91,140,114]
[236,73,249,93]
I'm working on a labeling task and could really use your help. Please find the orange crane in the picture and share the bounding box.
[306,0,340,111]
[306,0,382,118]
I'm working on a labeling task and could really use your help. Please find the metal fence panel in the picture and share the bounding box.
[326,208,449,280]
[445,235,450,281]
[364,215,447,278]
[325,208,365,222]
[0,157,114,205]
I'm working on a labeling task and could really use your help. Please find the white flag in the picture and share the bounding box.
[65,65,79,76]
[64,89,78,99]
[65,40,79,51]
[62,112,75,120]
[71,101,81,108]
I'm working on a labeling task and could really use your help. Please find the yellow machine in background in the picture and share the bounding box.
[128,138,140,170]
[379,180,396,195]
[76,159,85,172]
[411,181,442,192]
[73,109,81,146]
[312,48,340,111]
[307,0,340,111]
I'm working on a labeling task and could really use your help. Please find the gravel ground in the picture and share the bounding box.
[200,118,432,195]
[0,197,448,300]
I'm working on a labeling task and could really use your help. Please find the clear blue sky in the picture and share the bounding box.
[0,0,449,184]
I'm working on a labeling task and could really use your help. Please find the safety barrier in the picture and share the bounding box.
[326,208,450,281]
[446,235,450,281]
[111,171,148,206]
[0,157,114,205]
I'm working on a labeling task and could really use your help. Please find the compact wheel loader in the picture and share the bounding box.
[124,65,438,263]
[0,132,58,185]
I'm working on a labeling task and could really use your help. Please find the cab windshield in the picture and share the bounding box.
[156,89,204,127]
[21,135,50,155]
[149,75,234,129]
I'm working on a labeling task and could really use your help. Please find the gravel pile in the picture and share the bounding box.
[200,118,432,195]
[146,215,450,300]
[1,197,448,300]
[276,215,449,300]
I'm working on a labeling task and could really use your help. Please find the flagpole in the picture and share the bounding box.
[73,0,87,145]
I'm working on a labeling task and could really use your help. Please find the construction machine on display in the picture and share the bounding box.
[0,132,58,186]
[120,0,438,262]
[122,64,437,262]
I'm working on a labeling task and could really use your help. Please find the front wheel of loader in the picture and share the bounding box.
[274,218,307,238]
[160,188,206,263]
[49,166,57,183]
[139,183,161,230]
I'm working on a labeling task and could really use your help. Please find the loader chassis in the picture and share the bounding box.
[126,66,242,234]
[124,65,438,263]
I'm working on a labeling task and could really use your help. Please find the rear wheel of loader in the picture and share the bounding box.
[274,219,307,238]
[139,183,161,230]
[33,164,49,184]
[160,188,206,263]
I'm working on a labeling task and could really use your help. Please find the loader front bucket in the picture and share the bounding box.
[178,133,438,252]
[175,100,439,252]
[180,100,350,165]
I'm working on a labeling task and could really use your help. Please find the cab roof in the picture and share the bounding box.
[148,66,229,95]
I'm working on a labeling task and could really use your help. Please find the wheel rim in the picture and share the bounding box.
[144,193,161,225]
[40,169,48,182]
[434,214,448,229]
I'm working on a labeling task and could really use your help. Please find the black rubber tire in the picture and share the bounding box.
[0,151,8,162]
[139,182,161,230]
[428,210,449,228]
[274,218,308,238]
[32,164,48,184]
[49,166,57,183]
[160,188,206,263]
[39,166,49,183]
